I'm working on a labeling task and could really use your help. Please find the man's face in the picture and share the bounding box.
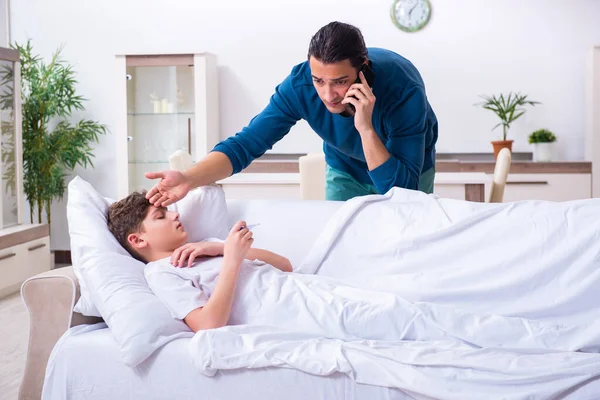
[309,57,359,114]
[134,206,188,253]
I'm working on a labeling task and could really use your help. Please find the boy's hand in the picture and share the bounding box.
[224,221,254,268]
[171,241,224,268]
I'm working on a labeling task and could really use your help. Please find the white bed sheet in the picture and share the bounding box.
[187,189,600,399]
[42,323,413,400]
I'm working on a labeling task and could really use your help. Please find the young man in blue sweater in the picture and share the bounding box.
[146,21,438,204]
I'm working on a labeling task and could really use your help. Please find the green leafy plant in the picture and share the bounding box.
[0,40,107,225]
[476,92,541,141]
[528,128,556,144]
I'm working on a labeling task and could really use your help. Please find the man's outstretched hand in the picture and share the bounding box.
[145,170,192,207]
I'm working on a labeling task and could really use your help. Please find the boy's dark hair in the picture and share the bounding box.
[107,190,151,262]
[307,21,368,69]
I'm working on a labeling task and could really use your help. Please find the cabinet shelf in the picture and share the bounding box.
[127,112,194,116]
[130,160,198,164]
[129,160,170,164]
[128,160,197,165]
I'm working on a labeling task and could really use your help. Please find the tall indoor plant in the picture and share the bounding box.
[477,92,540,158]
[0,40,107,225]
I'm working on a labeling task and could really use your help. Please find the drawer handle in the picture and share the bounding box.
[28,243,47,251]
[0,253,16,261]
[507,181,549,185]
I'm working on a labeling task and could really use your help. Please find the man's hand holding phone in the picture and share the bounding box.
[342,70,376,137]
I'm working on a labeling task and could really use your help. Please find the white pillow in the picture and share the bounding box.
[67,176,228,366]
[168,184,229,242]
[72,181,229,316]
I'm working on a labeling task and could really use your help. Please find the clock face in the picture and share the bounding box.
[391,0,432,33]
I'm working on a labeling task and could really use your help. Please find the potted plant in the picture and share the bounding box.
[528,128,556,162]
[0,40,107,225]
[476,92,541,159]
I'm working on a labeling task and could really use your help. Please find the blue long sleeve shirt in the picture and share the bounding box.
[213,48,438,194]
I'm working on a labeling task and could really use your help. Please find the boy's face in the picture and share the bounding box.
[128,206,188,255]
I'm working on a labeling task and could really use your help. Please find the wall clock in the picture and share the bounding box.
[390,0,432,33]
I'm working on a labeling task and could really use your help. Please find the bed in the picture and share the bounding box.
[20,182,600,400]
[21,195,415,400]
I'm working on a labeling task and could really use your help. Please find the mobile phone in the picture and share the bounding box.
[344,62,375,115]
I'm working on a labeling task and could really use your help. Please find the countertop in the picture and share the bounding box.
[242,153,592,174]
[0,224,49,250]
[218,172,493,185]
[435,160,591,174]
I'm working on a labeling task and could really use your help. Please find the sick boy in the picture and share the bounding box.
[107,190,292,333]
[107,191,549,350]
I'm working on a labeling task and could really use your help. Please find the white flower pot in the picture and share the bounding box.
[532,142,553,162]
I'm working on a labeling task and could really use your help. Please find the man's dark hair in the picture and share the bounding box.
[307,21,368,68]
[107,190,151,262]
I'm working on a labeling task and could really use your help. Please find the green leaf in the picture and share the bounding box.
[475,91,541,138]
[528,128,557,144]
[0,40,109,224]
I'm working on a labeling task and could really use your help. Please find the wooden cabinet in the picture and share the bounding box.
[218,173,491,202]
[0,46,51,298]
[0,228,51,298]
[217,173,301,200]
[490,173,591,202]
[217,171,592,203]
[435,172,592,203]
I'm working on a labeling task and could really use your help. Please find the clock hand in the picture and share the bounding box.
[408,3,418,18]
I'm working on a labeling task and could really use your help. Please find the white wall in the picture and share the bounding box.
[9,0,600,249]
[0,0,8,47]
[586,47,600,197]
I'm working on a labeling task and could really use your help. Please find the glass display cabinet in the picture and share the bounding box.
[115,53,219,198]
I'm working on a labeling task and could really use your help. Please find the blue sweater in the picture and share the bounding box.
[213,48,438,194]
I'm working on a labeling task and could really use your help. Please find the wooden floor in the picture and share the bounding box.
[0,292,29,400]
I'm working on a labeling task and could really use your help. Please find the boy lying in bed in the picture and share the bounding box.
[107,190,292,332]
[107,191,566,352]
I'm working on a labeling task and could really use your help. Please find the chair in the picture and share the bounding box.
[488,147,512,203]
[298,152,326,200]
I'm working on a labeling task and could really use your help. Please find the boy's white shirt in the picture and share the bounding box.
[144,238,266,320]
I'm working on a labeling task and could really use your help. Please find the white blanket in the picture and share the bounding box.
[189,188,600,399]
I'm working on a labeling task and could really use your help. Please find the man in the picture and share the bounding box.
[145,21,438,205]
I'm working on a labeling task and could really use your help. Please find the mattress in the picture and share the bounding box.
[42,323,413,400]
